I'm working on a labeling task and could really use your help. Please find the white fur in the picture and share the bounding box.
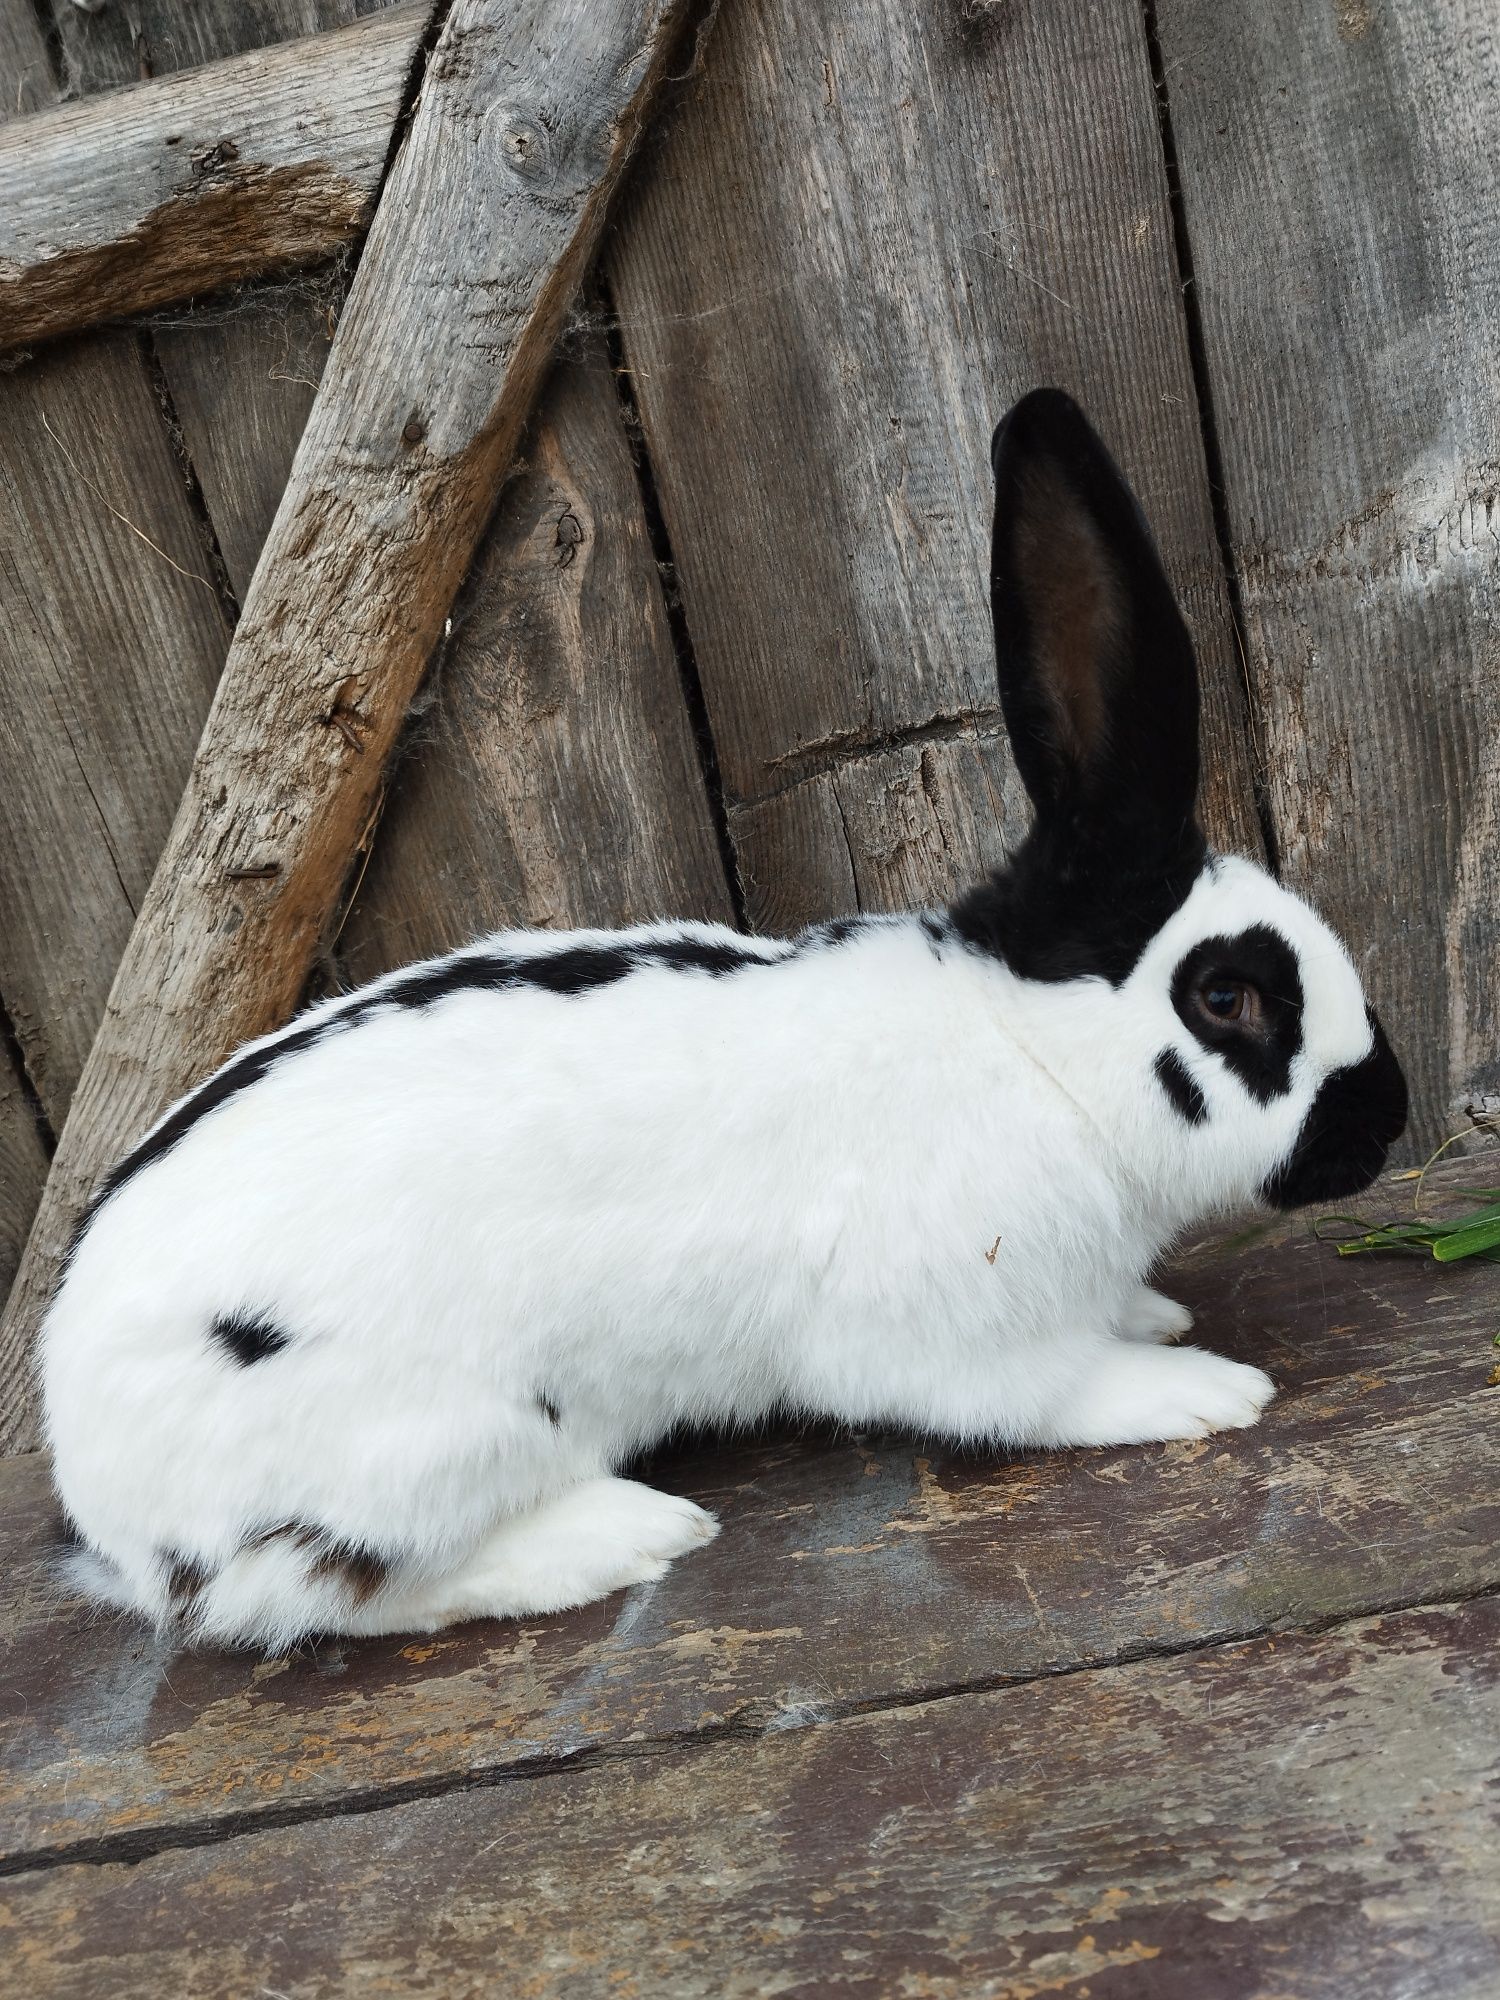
[42,869,1376,1650]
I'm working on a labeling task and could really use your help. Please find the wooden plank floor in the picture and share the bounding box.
[3,1164,1497,1991]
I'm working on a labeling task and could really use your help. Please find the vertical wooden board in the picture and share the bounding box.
[56,4,413,609]
[49,0,400,90]
[0,0,51,114]
[0,1055,48,1305]
[0,341,232,1121]
[0,4,231,1161]
[732,728,1024,933]
[1156,0,1500,1151]
[607,0,1261,931]
[341,337,732,976]
[0,11,57,1288]
[151,290,334,602]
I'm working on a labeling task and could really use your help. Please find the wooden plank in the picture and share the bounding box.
[0,347,232,1122]
[0,5,233,1306]
[3,1170,1496,1862]
[0,0,51,116]
[733,730,1018,933]
[8,1596,1498,1995]
[0,10,56,1301]
[341,335,731,976]
[154,286,733,967]
[0,0,717,1448]
[0,6,424,352]
[52,5,412,618]
[0,1050,47,1308]
[606,0,1263,932]
[1155,0,1500,1152]
[150,288,334,603]
[50,0,406,89]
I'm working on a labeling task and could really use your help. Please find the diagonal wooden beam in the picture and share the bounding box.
[0,5,427,354]
[0,0,712,1449]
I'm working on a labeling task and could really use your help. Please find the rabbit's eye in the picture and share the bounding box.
[1198,980,1251,1023]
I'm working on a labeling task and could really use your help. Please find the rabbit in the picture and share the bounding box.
[41,388,1408,1651]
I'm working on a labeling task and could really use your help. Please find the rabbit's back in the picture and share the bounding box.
[43,913,1096,1618]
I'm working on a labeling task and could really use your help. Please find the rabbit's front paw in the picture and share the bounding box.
[1116,1285,1194,1344]
[1045,1343,1274,1447]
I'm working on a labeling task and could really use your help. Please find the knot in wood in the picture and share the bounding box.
[499,118,548,174]
[553,505,585,568]
[190,138,242,179]
[484,100,595,198]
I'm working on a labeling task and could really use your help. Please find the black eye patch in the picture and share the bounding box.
[1170,926,1303,1102]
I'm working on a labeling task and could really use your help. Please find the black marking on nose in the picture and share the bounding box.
[1261,1008,1409,1209]
[212,1311,291,1367]
[1155,1048,1207,1125]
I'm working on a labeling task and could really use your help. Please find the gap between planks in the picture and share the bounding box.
[1137,0,1280,874]
[7,1570,1498,1884]
[600,275,748,928]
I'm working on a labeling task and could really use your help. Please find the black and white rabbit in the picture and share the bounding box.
[43,390,1408,1649]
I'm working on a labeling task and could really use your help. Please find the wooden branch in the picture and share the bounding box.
[0,0,711,1448]
[0,4,427,353]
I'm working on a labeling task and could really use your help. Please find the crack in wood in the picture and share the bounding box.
[5,1574,1496,1883]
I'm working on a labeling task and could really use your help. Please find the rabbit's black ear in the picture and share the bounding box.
[989,389,1201,861]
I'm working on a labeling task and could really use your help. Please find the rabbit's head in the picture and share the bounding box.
[952,390,1407,1208]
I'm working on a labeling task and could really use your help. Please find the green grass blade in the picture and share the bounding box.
[1431,1215,1500,1262]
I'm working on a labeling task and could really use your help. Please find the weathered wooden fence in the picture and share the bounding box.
[0,0,1496,1449]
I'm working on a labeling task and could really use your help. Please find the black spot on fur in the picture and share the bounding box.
[164,1551,214,1611]
[252,1522,391,1607]
[212,1310,291,1367]
[951,837,1205,984]
[644,937,771,976]
[306,1538,389,1607]
[919,913,950,952]
[1155,1048,1207,1126]
[1171,927,1304,1102]
[537,1393,562,1429]
[501,945,637,997]
[1262,1009,1408,1209]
